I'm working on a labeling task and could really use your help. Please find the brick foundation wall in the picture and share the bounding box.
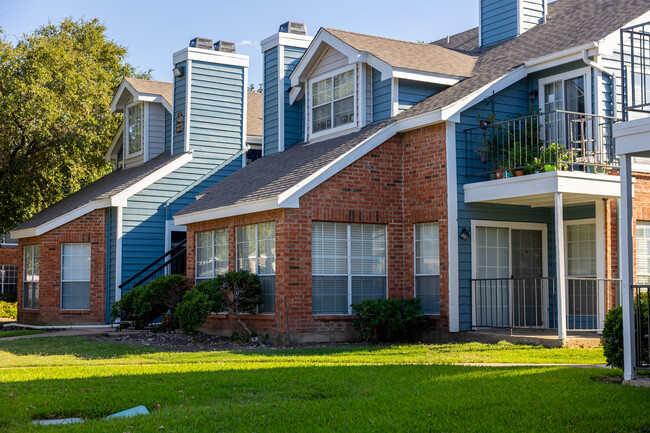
[17,209,107,325]
[186,124,448,341]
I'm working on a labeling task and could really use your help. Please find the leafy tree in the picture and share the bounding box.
[247,83,263,93]
[0,18,150,233]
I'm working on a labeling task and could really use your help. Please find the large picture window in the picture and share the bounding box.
[312,222,386,315]
[61,243,91,310]
[637,221,650,284]
[23,245,39,310]
[311,69,355,134]
[414,223,440,315]
[236,222,275,313]
[126,103,144,155]
[196,229,228,283]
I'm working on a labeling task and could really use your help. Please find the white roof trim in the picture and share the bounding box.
[11,152,193,239]
[105,122,123,162]
[524,42,598,73]
[173,197,281,226]
[172,47,249,68]
[392,69,462,86]
[261,32,313,52]
[110,79,172,113]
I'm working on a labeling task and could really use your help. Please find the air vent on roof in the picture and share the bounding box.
[213,40,237,53]
[278,21,307,36]
[189,37,214,50]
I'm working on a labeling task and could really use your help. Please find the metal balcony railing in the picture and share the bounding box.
[621,21,650,119]
[471,277,620,331]
[463,111,617,178]
[631,285,649,370]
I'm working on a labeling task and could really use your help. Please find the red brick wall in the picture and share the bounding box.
[17,209,107,325]
[186,124,448,340]
[0,245,20,266]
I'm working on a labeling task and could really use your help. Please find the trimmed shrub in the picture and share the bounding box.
[193,278,224,312]
[176,290,212,334]
[351,298,425,342]
[110,275,192,329]
[0,301,17,319]
[601,292,648,368]
[219,270,263,337]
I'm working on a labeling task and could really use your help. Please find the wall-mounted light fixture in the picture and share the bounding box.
[460,228,470,241]
[172,66,185,78]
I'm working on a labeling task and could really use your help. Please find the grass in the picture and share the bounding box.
[0,330,44,339]
[0,338,647,432]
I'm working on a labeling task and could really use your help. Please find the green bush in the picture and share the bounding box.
[351,298,425,343]
[602,292,648,368]
[110,275,192,329]
[192,278,224,312]
[219,270,263,337]
[176,289,212,334]
[0,301,17,319]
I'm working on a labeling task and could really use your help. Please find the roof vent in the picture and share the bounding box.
[189,37,213,50]
[279,21,307,36]
[213,40,237,53]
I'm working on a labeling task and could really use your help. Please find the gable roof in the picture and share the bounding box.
[12,151,192,238]
[246,91,263,137]
[323,28,478,78]
[397,0,650,121]
[124,77,174,107]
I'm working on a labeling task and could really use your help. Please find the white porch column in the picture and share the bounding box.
[620,155,636,381]
[555,192,567,340]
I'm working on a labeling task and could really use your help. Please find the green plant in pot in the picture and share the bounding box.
[539,142,575,172]
[508,142,532,176]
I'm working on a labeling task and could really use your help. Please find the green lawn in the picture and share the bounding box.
[0,330,44,339]
[0,338,647,432]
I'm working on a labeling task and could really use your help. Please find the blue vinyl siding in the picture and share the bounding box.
[398,80,442,112]
[172,61,187,155]
[373,68,392,122]
[284,46,306,149]
[263,48,279,155]
[164,110,172,152]
[481,0,518,47]
[189,61,244,160]
[105,207,117,323]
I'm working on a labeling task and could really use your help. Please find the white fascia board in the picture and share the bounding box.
[11,152,193,239]
[110,79,132,112]
[392,69,462,86]
[261,32,313,52]
[289,85,303,104]
[134,94,172,113]
[110,79,172,113]
[524,42,598,73]
[277,123,398,207]
[364,53,393,81]
[173,47,249,68]
[614,117,650,157]
[173,198,281,226]
[105,122,124,162]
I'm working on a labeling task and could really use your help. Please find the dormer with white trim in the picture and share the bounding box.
[286,28,477,143]
[109,77,174,169]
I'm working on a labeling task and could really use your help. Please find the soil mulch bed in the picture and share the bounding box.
[94,330,360,352]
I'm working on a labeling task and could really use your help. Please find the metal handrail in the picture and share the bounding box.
[118,239,187,290]
[130,247,187,290]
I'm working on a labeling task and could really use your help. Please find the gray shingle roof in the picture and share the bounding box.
[13,152,189,232]
[175,121,392,216]
[124,77,174,107]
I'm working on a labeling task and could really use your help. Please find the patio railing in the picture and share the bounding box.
[471,277,620,331]
[463,111,617,178]
[631,285,649,370]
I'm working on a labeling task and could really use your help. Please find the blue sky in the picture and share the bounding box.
[1,0,481,86]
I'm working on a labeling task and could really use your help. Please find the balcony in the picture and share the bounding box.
[463,111,621,207]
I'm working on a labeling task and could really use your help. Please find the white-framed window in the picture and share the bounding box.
[310,67,355,138]
[61,243,91,310]
[196,229,228,283]
[23,244,39,310]
[414,223,440,315]
[126,102,144,156]
[312,222,387,315]
[636,221,650,284]
[0,265,18,297]
[566,222,596,278]
[236,222,275,313]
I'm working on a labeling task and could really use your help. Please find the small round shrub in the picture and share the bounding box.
[177,290,212,334]
[601,292,649,369]
[193,278,224,312]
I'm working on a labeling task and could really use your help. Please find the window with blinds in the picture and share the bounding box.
[414,223,440,315]
[61,243,91,310]
[312,222,386,314]
[637,221,650,284]
[236,222,276,313]
[23,244,39,310]
[567,223,596,277]
[196,229,228,283]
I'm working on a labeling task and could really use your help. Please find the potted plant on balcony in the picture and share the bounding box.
[507,142,531,176]
[539,142,575,172]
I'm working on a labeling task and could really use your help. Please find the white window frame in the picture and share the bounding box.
[60,243,91,311]
[195,228,228,283]
[308,64,357,141]
[236,222,276,314]
[636,221,650,284]
[125,101,144,157]
[564,219,598,278]
[0,264,18,296]
[312,222,388,315]
[470,220,549,327]
[23,244,39,310]
[538,67,593,115]
[414,222,441,315]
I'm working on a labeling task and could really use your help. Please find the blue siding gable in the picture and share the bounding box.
[481,0,518,47]
[164,110,172,152]
[372,68,391,122]
[263,47,279,155]
[172,61,187,155]
[398,80,443,113]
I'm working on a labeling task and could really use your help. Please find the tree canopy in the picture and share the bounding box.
[0,18,150,234]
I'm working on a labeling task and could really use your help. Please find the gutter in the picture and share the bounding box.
[581,48,618,118]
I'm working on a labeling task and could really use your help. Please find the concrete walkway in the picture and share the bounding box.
[453,362,607,368]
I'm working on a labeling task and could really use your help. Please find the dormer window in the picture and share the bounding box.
[311,68,355,136]
[126,103,144,156]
